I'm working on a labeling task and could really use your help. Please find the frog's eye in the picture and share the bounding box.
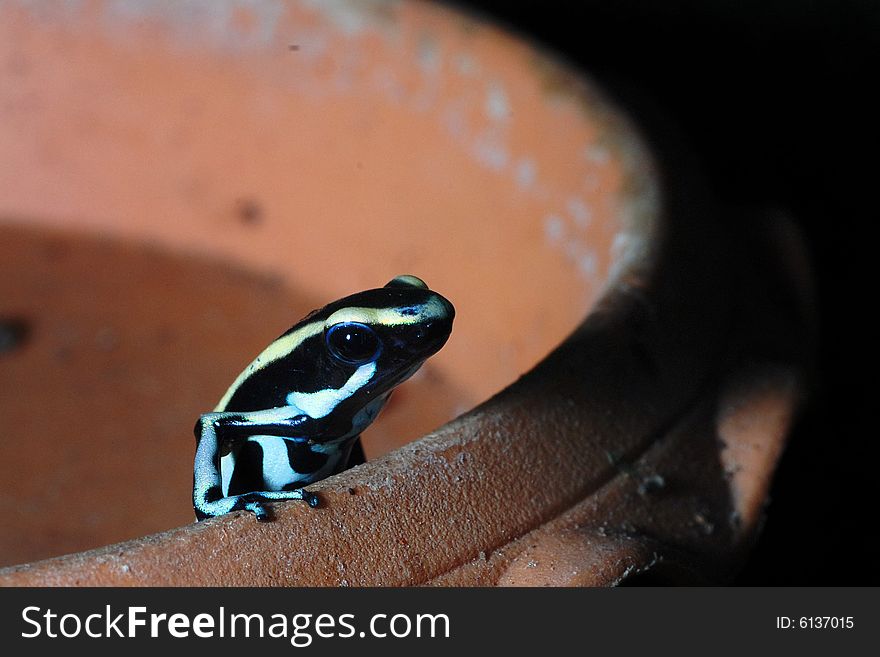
[326,322,382,365]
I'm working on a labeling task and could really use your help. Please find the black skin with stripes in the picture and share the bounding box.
[192,276,454,522]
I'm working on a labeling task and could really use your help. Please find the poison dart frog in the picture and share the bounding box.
[193,275,454,522]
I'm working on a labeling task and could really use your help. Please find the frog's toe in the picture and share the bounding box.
[245,500,272,522]
[304,490,320,508]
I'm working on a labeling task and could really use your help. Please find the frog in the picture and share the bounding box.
[192,275,455,522]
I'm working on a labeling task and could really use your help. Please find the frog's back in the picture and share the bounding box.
[214,319,325,413]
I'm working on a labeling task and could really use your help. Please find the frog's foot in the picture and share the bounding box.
[242,499,272,522]
[244,489,320,521]
[194,488,319,522]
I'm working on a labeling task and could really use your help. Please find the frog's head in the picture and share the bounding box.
[328,273,451,357]
[285,275,454,426]
[321,274,454,389]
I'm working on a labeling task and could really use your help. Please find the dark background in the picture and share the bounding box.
[454,0,876,585]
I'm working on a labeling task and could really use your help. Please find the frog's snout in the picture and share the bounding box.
[436,294,455,323]
[419,292,454,351]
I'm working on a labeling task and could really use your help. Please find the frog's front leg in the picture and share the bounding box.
[193,410,320,522]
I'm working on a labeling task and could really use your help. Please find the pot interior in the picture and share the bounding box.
[0,0,652,565]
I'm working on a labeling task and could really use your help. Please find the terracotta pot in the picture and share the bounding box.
[0,0,812,585]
